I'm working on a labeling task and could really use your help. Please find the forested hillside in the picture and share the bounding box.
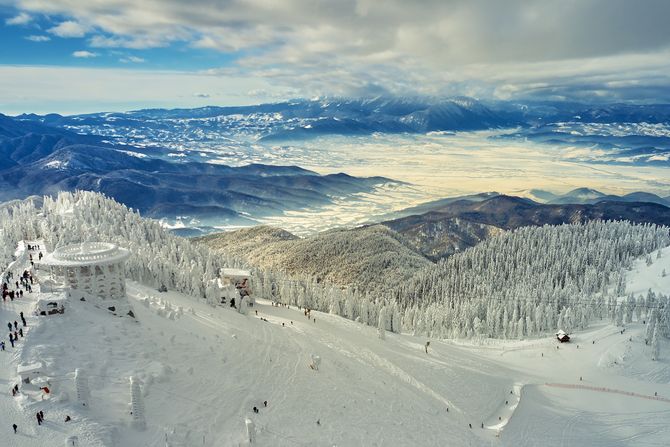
[197,224,431,292]
[380,195,670,260]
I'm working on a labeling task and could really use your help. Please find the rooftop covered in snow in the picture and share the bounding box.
[220,268,252,278]
[40,242,130,267]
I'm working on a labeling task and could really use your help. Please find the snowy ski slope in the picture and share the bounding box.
[1,242,669,446]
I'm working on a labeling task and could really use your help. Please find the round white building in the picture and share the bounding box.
[40,242,130,300]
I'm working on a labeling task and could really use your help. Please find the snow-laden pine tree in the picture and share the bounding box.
[378,307,386,340]
[651,325,660,361]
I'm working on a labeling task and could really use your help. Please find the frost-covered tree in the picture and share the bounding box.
[615,303,624,327]
[378,307,386,340]
[645,310,657,345]
[651,325,660,361]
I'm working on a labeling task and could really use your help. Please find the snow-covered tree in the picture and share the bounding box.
[651,326,660,361]
[378,307,386,340]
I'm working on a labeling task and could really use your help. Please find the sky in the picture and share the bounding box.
[1,0,670,114]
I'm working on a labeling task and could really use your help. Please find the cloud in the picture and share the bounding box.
[5,12,31,25]
[25,35,51,42]
[72,50,97,58]
[192,93,210,98]
[119,56,145,63]
[6,0,670,102]
[89,34,172,49]
[48,20,88,38]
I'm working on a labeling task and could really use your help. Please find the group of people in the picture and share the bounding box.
[5,312,27,348]
[5,244,47,436]
[11,412,72,434]
[2,269,33,301]
[28,251,43,267]
[252,400,269,414]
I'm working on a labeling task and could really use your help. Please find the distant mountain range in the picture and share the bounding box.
[0,114,390,224]
[538,187,670,206]
[16,97,521,142]
[16,98,670,143]
[15,97,670,170]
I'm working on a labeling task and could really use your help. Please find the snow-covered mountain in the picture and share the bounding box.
[380,194,670,260]
[1,191,669,446]
[0,114,390,227]
[16,97,522,144]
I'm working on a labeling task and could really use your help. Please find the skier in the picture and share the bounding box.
[425,341,430,354]
[39,410,44,420]
[36,412,42,426]
[12,423,17,434]
[253,406,259,414]
[7,322,11,332]
[20,312,26,327]
[13,321,18,330]
[264,400,268,407]
[9,333,14,348]
[1,341,5,351]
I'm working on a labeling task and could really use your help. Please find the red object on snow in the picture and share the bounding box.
[41,386,50,394]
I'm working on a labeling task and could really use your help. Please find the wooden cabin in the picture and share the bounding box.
[556,330,570,343]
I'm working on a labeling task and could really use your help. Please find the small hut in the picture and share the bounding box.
[220,268,254,308]
[556,330,570,343]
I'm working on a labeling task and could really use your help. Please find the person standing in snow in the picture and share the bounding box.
[36,412,42,425]
[7,322,11,332]
[1,341,5,351]
[12,423,17,434]
[13,321,18,330]
[9,333,14,348]
[20,312,26,327]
